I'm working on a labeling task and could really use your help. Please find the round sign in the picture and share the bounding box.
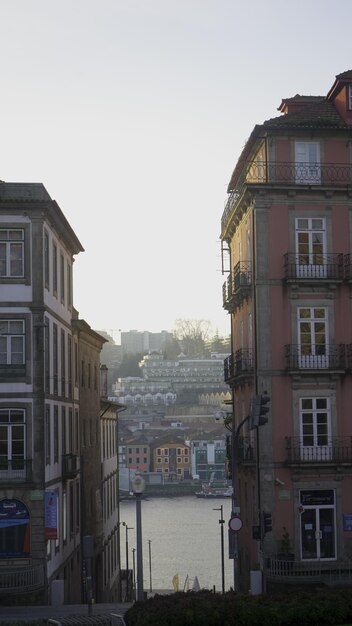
[229,516,243,532]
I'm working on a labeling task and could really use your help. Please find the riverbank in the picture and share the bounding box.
[120,482,198,499]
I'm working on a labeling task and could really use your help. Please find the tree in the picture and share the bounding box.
[173,319,211,357]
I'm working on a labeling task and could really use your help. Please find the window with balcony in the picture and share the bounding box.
[300,397,331,461]
[0,409,25,476]
[295,141,321,184]
[295,218,326,277]
[298,307,328,368]
[0,319,25,375]
[0,229,24,277]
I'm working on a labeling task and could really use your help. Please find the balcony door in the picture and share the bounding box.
[300,490,336,560]
[295,218,326,278]
[295,141,321,184]
[299,398,332,461]
[298,307,328,368]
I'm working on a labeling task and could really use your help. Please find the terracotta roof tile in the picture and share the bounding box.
[263,99,346,129]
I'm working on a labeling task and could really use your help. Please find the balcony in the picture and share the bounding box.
[224,350,253,385]
[223,261,252,312]
[285,344,346,374]
[344,254,352,280]
[62,453,80,480]
[285,437,352,466]
[0,559,45,595]
[0,364,26,378]
[284,253,343,282]
[221,161,352,236]
[0,459,32,483]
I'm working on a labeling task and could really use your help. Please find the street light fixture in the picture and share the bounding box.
[122,522,134,600]
[213,505,225,593]
[131,472,146,602]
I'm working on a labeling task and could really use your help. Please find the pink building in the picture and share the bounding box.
[221,70,352,591]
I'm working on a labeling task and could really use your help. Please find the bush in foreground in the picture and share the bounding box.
[124,587,352,626]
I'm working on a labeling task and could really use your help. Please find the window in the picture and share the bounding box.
[44,231,50,288]
[62,406,66,455]
[295,218,326,277]
[300,398,331,461]
[0,409,25,473]
[67,262,72,307]
[298,307,328,368]
[157,457,162,463]
[87,363,91,389]
[0,320,25,368]
[177,457,182,463]
[61,330,66,396]
[45,405,51,465]
[54,406,59,463]
[81,360,85,387]
[60,253,65,304]
[44,318,50,392]
[68,335,72,397]
[53,243,58,294]
[0,229,24,277]
[349,85,352,110]
[295,141,321,184]
[53,324,58,395]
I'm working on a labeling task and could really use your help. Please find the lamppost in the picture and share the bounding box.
[122,522,133,600]
[148,539,152,593]
[131,473,146,601]
[213,505,225,593]
[132,547,136,597]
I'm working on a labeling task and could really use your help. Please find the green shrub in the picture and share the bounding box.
[124,587,352,626]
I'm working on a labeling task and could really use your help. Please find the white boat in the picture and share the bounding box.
[195,486,233,499]
[195,472,233,498]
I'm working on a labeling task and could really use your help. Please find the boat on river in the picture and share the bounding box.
[195,485,233,499]
[195,472,233,498]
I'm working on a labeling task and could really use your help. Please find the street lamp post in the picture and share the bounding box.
[148,539,152,593]
[122,522,133,600]
[132,547,136,598]
[213,505,225,593]
[131,473,146,602]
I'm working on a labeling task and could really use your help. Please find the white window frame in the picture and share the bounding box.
[0,229,24,277]
[0,409,26,477]
[299,397,332,461]
[298,307,328,368]
[295,218,327,277]
[295,141,321,184]
[349,85,352,110]
[0,320,25,365]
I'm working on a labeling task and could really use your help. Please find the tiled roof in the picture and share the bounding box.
[336,69,352,80]
[264,99,346,129]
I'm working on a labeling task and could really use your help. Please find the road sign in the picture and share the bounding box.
[229,516,243,532]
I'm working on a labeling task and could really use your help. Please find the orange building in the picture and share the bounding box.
[151,436,191,481]
[221,70,352,591]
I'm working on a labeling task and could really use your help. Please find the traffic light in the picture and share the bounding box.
[259,393,270,426]
[249,393,270,429]
[262,511,273,535]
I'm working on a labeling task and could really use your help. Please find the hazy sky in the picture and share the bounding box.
[1,0,351,340]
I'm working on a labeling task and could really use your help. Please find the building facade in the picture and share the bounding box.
[221,71,352,590]
[0,182,84,602]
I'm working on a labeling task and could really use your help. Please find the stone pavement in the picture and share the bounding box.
[0,603,133,623]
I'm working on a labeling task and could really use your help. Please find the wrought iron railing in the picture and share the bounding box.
[285,344,346,371]
[0,559,45,594]
[233,260,252,290]
[265,557,352,583]
[0,459,32,482]
[62,453,80,480]
[284,253,343,281]
[224,351,253,383]
[345,253,352,280]
[221,161,352,234]
[285,436,352,464]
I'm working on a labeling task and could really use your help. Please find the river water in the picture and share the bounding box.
[119,496,234,593]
